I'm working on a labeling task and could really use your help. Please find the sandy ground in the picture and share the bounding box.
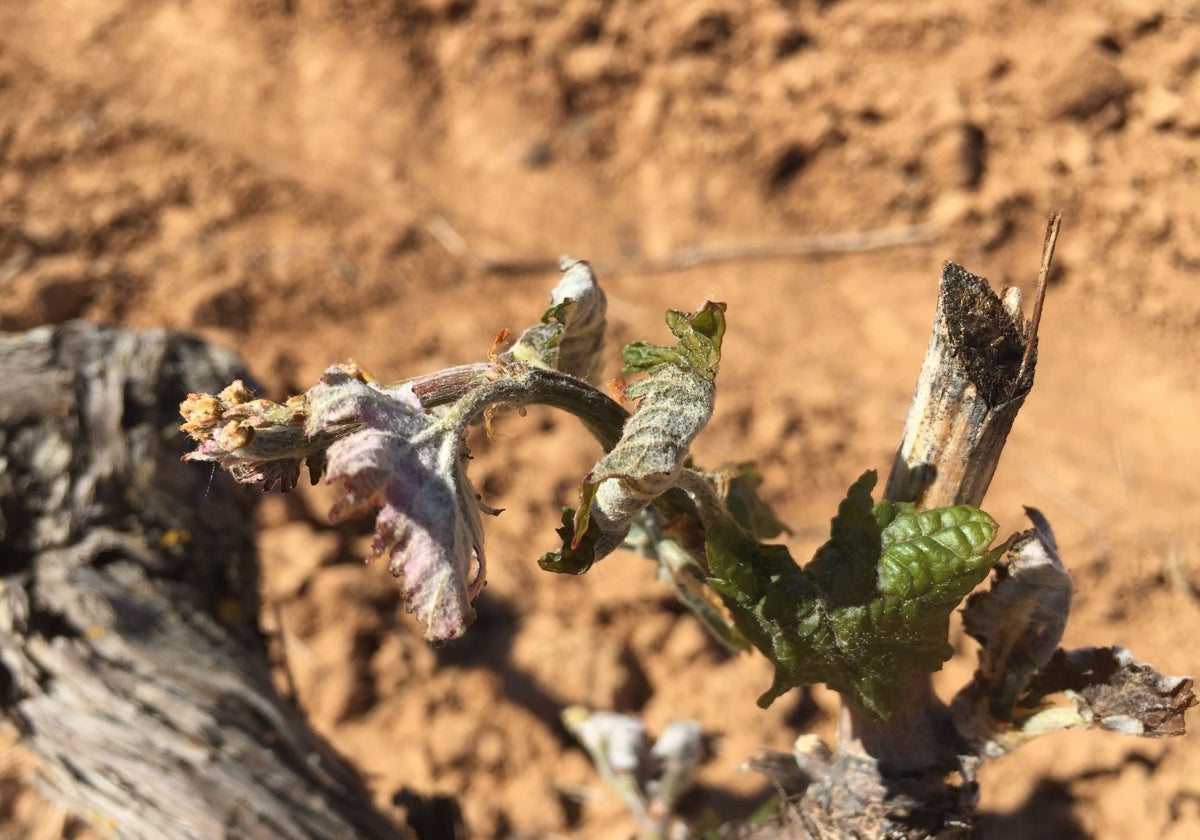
[2,2,1199,838]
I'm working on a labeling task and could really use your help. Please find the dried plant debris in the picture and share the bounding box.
[960,507,1073,719]
[958,645,1196,757]
[1024,646,1196,738]
[953,509,1196,755]
[940,261,1033,405]
[179,376,343,491]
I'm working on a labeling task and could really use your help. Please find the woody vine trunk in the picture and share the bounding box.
[0,322,402,840]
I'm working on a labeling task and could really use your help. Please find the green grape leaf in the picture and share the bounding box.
[803,471,882,605]
[621,301,727,383]
[621,341,683,372]
[507,258,607,383]
[707,470,1006,718]
[537,506,602,575]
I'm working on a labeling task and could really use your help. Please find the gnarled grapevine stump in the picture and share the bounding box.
[0,322,402,839]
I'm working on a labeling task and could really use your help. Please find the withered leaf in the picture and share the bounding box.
[307,368,488,641]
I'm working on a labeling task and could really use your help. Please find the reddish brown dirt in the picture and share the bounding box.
[2,2,1199,838]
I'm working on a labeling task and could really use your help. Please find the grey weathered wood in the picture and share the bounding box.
[0,322,404,839]
[882,262,1039,509]
[884,215,1057,511]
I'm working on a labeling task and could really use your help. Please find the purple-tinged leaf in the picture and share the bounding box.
[307,368,488,641]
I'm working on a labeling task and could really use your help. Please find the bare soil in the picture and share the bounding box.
[2,2,1198,838]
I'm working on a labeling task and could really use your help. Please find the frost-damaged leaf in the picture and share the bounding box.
[960,647,1197,755]
[960,507,1073,719]
[1026,647,1197,738]
[953,517,1196,755]
[708,471,1004,717]
[541,302,726,571]
[507,257,607,382]
[180,370,363,491]
[306,367,487,641]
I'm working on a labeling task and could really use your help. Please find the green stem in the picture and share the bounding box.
[407,362,629,451]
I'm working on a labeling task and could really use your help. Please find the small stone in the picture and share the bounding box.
[1044,49,1135,122]
[561,43,631,88]
[1057,129,1097,173]
[928,192,974,229]
[1139,199,1172,242]
[474,727,508,771]
[1176,75,1200,132]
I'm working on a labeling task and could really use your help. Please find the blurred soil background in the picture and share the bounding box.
[1,1,1199,838]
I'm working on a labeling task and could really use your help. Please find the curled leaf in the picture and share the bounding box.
[507,257,608,382]
[552,303,726,566]
[960,507,1073,719]
[306,368,488,641]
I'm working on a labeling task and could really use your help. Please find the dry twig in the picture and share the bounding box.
[424,216,938,275]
